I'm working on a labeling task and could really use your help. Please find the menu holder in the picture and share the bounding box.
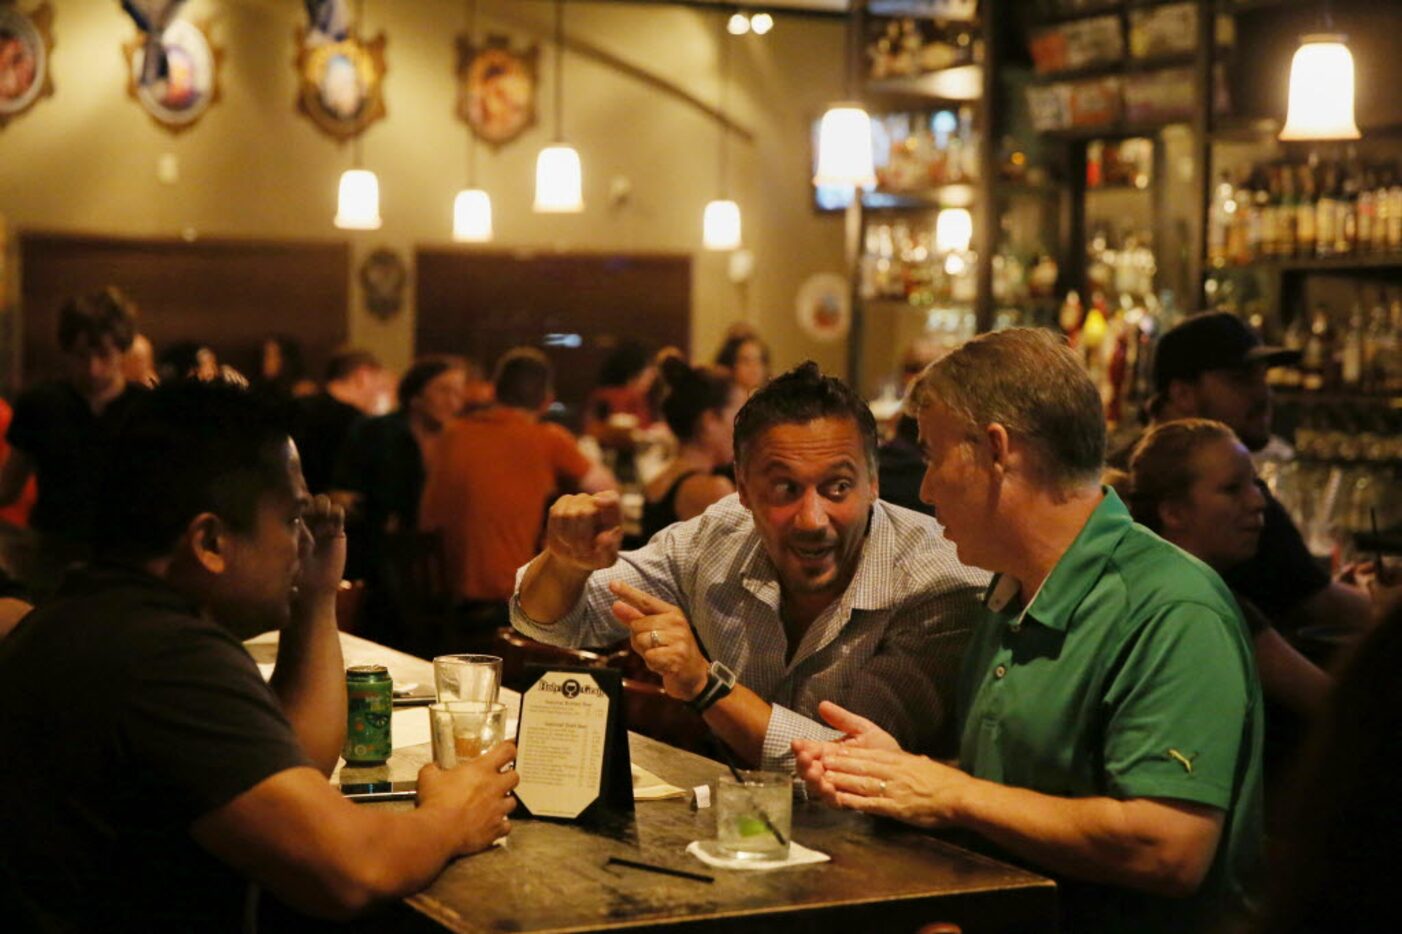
[513,665,633,823]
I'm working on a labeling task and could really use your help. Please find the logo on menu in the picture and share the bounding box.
[540,677,603,699]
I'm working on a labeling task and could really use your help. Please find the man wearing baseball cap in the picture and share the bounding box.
[1112,311,1370,637]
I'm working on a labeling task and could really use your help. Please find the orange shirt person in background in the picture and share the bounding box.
[0,398,36,528]
[420,348,614,607]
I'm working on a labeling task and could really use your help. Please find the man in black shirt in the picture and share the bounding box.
[292,347,384,493]
[0,382,517,932]
[0,288,148,573]
[1112,312,1370,635]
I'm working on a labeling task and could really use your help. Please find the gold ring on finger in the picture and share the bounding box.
[649,629,662,649]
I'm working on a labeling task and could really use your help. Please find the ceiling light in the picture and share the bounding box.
[1279,34,1361,140]
[814,105,876,188]
[534,0,584,213]
[335,169,382,230]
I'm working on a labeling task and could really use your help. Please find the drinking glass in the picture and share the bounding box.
[715,770,793,860]
[433,654,502,703]
[429,701,508,769]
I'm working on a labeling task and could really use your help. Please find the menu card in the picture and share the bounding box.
[514,666,632,822]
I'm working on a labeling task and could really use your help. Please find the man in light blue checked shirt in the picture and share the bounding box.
[512,362,988,770]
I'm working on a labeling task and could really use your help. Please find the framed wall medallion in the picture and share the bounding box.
[295,13,387,142]
[456,34,537,147]
[122,18,221,132]
[0,1,54,129]
[359,247,406,321]
[795,272,851,343]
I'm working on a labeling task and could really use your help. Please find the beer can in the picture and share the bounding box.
[343,665,393,766]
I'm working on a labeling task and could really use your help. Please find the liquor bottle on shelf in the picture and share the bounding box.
[1339,301,1366,390]
[1208,172,1233,268]
[1260,166,1280,258]
[1301,303,1334,392]
[1278,163,1298,259]
[1385,294,1402,394]
[1277,309,1307,389]
[1226,171,1251,266]
[1316,162,1341,259]
[1246,170,1266,263]
[1371,167,1391,254]
[1337,149,1361,257]
[1296,163,1317,259]
[1363,293,1392,394]
[1357,169,1377,252]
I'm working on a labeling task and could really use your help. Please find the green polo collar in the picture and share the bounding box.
[983,488,1135,632]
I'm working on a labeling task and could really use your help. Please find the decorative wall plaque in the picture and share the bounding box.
[0,1,54,129]
[295,0,386,141]
[456,34,537,147]
[359,247,406,321]
[122,17,222,132]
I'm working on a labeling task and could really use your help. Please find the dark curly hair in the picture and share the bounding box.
[733,361,877,472]
[657,356,735,442]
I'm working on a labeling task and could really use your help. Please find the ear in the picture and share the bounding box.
[985,422,1012,478]
[735,466,752,510]
[184,513,229,575]
[1158,499,1190,534]
[1166,378,1200,417]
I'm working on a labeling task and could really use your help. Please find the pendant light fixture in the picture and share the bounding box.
[704,10,741,251]
[454,0,493,241]
[814,5,874,189]
[534,0,584,213]
[1279,34,1361,141]
[335,0,381,230]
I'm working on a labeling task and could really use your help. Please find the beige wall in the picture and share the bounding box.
[0,0,850,378]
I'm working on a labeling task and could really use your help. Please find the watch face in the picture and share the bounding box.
[712,660,738,688]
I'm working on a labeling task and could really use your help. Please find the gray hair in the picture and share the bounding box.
[905,328,1105,489]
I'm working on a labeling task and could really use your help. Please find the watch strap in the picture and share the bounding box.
[687,667,734,715]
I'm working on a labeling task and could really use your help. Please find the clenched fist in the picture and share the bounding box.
[545,491,624,573]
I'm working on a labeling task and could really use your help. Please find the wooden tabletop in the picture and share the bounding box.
[248,633,1056,933]
[350,734,1053,934]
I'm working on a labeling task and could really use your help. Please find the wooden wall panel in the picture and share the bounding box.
[414,248,691,413]
[18,233,350,391]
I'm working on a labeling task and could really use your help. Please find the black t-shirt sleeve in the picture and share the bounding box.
[120,621,313,823]
[1223,487,1330,620]
[332,418,371,493]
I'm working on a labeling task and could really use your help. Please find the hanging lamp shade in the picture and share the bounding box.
[453,188,493,242]
[703,199,742,251]
[335,169,382,230]
[935,207,973,252]
[814,104,876,188]
[534,144,584,213]
[1279,34,1361,141]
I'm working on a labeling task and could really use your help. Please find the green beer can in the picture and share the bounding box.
[343,665,393,766]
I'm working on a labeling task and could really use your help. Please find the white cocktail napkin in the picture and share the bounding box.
[686,839,830,871]
[632,764,688,800]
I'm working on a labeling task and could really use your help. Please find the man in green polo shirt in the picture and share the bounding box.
[794,328,1262,933]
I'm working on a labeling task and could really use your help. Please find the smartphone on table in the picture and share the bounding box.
[338,780,417,802]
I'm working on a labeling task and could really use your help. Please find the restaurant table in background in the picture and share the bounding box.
[243,633,1056,933]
